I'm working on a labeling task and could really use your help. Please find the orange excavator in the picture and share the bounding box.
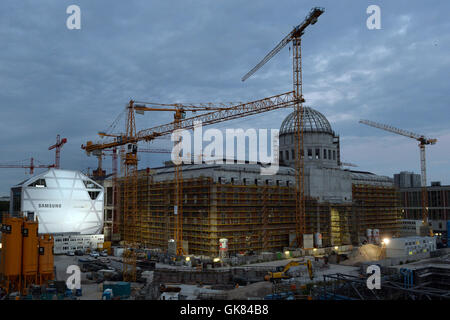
[265,260,314,282]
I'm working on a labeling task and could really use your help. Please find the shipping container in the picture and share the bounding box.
[103,281,130,299]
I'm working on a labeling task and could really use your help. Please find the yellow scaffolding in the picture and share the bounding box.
[116,174,402,256]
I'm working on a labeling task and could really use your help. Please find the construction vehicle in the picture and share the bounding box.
[264,260,314,282]
[359,119,437,236]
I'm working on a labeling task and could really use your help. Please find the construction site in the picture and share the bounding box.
[110,162,402,257]
[0,4,449,303]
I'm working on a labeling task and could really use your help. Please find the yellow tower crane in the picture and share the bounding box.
[82,92,296,280]
[241,7,325,247]
[359,119,437,236]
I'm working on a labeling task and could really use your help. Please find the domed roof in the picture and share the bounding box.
[280,107,334,135]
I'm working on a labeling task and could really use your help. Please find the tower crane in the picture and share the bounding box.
[127,101,234,258]
[0,158,55,174]
[48,135,67,169]
[82,92,295,280]
[96,103,226,265]
[89,147,119,179]
[359,119,437,236]
[139,148,172,154]
[241,7,325,247]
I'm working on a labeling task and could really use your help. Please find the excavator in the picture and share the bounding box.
[264,260,314,282]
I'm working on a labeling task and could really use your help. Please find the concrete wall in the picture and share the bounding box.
[306,167,352,203]
[151,163,296,187]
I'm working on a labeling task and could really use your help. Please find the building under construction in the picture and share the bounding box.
[103,107,402,256]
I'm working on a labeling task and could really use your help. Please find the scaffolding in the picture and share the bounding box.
[116,173,402,255]
[117,175,297,256]
[352,184,402,240]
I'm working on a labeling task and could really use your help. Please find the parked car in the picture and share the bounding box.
[100,251,108,257]
[66,251,75,256]
[90,251,100,258]
[74,250,84,256]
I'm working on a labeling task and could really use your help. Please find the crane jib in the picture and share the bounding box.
[241,7,324,82]
[82,91,295,153]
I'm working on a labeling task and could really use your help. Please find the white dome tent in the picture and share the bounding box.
[10,168,104,235]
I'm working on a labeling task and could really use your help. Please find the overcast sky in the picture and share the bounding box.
[0,0,449,195]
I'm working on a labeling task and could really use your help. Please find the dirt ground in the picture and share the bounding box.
[225,281,273,300]
[340,244,382,265]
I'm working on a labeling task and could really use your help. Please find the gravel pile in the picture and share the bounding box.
[226,281,272,300]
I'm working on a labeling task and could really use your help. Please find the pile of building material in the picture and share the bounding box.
[340,244,382,265]
[226,281,273,300]
[79,259,110,272]
[359,244,382,260]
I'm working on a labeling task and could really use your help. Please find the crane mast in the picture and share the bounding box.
[122,101,140,281]
[359,119,437,236]
[48,134,67,169]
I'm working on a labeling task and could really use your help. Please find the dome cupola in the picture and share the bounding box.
[280,107,334,135]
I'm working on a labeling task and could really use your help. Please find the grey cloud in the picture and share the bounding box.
[0,0,449,194]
